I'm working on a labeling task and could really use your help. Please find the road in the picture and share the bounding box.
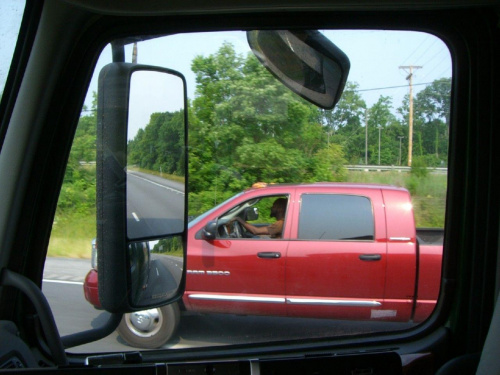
[126,171,184,239]
[42,258,416,354]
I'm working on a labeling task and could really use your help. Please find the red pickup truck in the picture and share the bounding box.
[84,182,443,348]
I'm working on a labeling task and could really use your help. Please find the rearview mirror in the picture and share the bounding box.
[247,30,350,109]
[97,63,187,313]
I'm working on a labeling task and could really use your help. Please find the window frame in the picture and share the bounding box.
[5,3,497,363]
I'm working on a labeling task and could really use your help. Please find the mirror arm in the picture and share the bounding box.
[61,313,123,349]
[111,41,125,63]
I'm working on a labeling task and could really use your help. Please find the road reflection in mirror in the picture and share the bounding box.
[129,236,184,307]
[127,70,186,240]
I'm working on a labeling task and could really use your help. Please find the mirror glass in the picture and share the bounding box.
[126,70,186,240]
[128,236,184,307]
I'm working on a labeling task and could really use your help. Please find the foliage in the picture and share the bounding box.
[347,171,446,228]
[128,110,185,175]
[397,78,451,165]
[152,237,183,257]
[410,156,429,178]
[57,99,97,216]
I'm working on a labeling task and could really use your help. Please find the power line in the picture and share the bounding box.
[353,81,437,93]
[413,39,439,66]
[400,37,430,66]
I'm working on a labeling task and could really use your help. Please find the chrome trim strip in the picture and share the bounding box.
[389,237,411,241]
[286,298,382,307]
[188,294,285,303]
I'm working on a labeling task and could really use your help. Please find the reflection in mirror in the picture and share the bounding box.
[129,236,184,307]
[127,71,186,240]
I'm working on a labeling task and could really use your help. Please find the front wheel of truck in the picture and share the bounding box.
[117,303,180,349]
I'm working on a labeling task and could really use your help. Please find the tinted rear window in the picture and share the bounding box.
[298,194,374,240]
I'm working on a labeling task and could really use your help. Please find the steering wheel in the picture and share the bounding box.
[232,220,243,238]
[222,224,230,238]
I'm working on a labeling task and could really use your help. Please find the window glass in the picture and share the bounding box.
[45,29,450,352]
[216,195,288,239]
[0,0,25,101]
[298,194,374,240]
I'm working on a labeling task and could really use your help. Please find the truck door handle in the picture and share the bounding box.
[257,252,281,259]
[359,254,381,261]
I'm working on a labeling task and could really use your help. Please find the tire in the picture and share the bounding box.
[117,303,180,349]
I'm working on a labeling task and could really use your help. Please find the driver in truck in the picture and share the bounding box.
[233,197,287,238]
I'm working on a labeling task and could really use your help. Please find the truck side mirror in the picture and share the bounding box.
[96,62,187,313]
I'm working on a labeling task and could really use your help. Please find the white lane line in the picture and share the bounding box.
[132,212,140,222]
[43,279,83,286]
[127,172,185,195]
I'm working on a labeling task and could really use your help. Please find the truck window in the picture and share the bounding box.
[217,195,288,239]
[298,194,374,240]
[45,29,449,352]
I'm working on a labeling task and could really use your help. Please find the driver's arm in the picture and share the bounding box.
[234,217,270,235]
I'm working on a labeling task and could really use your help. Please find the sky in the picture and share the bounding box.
[0,0,24,95]
[0,1,452,140]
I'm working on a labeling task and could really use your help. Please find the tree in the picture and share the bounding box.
[236,139,306,183]
[188,43,346,193]
[327,82,367,163]
[57,93,97,214]
[367,96,402,165]
[397,78,450,165]
[128,110,185,175]
[310,145,348,182]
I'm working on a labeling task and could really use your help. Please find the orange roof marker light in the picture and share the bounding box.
[251,182,279,188]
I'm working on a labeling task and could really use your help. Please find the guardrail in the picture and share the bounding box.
[80,161,447,174]
[346,165,448,174]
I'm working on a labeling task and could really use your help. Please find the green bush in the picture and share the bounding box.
[410,156,429,178]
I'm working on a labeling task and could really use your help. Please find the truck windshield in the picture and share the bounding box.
[188,192,244,228]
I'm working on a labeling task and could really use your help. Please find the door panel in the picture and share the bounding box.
[286,190,388,320]
[185,238,288,315]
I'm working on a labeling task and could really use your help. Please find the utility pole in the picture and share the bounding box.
[377,125,382,165]
[365,109,369,165]
[399,65,422,166]
[398,136,404,165]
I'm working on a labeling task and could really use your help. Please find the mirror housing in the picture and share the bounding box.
[97,62,187,313]
[202,221,218,240]
[244,207,259,221]
[247,30,350,109]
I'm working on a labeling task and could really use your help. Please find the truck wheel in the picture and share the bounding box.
[117,303,180,349]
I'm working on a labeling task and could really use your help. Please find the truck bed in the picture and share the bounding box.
[416,228,444,246]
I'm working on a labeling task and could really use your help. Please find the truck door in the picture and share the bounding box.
[185,194,290,317]
[285,189,388,321]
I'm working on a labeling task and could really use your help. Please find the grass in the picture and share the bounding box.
[48,213,96,258]
[347,171,447,228]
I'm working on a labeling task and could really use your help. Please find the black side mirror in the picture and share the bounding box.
[97,62,187,313]
[245,207,259,221]
[202,221,218,240]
